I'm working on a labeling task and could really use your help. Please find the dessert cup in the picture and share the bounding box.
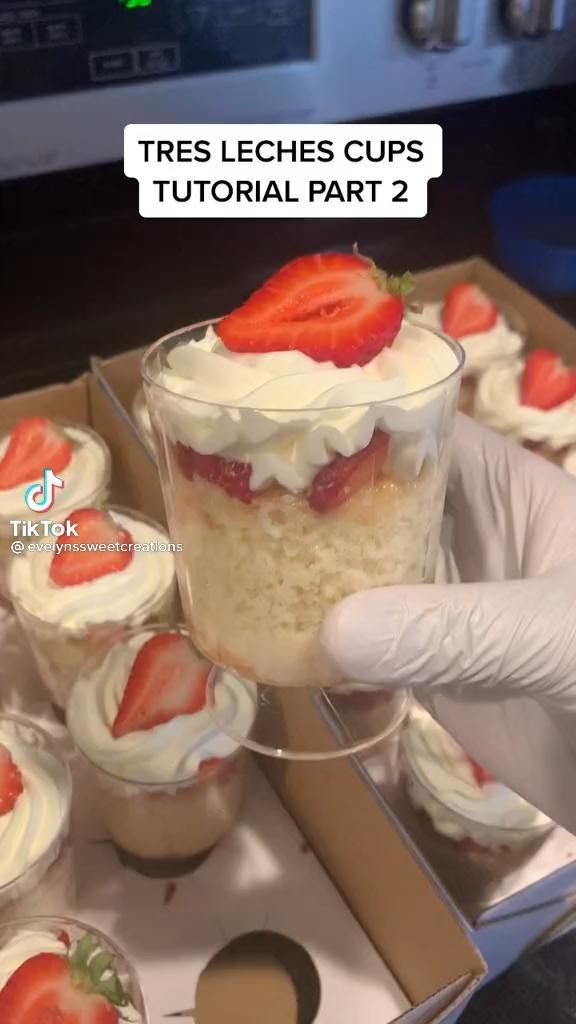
[0,420,111,596]
[473,358,576,458]
[398,707,554,911]
[8,505,176,708]
[0,916,148,1022]
[409,301,524,415]
[67,624,256,876]
[0,714,73,922]
[142,318,462,758]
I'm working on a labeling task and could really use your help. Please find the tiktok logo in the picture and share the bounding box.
[24,468,65,513]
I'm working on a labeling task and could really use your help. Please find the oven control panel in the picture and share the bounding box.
[0,0,312,100]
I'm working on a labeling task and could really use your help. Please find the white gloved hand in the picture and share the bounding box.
[321,415,576,833]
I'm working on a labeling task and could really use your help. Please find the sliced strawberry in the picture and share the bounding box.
[198,757,224,778]
[468,757,495,786]
[112,632,211,738]
[57,930,71,948]
[0,951,119,1023]
[0,744,23,816]
[0,417,72,490]
[308,430,390,514]
[175,442,254,504]
[49,508,133,587]
[441,283,498,340]
[520,348,576,411]
[218,253,413,367]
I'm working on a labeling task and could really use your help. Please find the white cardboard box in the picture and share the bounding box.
[0,374,485,1023]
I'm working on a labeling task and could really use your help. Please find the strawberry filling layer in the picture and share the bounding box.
[174,430,390,513]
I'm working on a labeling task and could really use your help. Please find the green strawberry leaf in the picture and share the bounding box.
[98,973,130,1007]
[70,934,97,973]
[387,272,415,299]
[89,951,115,985]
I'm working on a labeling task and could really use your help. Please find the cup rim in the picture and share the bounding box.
[141,317,465,413]
[0,713,73,897]
[0,914,149,1022]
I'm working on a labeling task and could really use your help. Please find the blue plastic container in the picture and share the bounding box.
[489,176,576,294]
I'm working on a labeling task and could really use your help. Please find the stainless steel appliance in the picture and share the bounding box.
[1,0,575,180]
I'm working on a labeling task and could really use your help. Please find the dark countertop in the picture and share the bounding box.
[2,86,576,396]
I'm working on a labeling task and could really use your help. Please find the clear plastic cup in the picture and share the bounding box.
[142,319,462,758]
[67,624,254,877]
[0,420,111,596]
[0,916,149,1022]
[7,505,177,708]
[0,715,73,922]
[397,713,555,909]
[132,388,156,457]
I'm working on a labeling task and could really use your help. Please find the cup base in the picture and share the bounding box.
[113,843,215,878]
[209,668,411,761]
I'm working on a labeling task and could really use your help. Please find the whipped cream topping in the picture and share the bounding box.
[410,301,523,377]
[147,322,460,492]
[0,425,109,528]
[403,707,551,846]
[68,630,257,784]
[0,720,70,891]
[474,361,576,450]
[0,930,142,1022]
[8,511,175,630]
[563,447,576,476]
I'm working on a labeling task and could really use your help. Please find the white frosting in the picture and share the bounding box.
[474,361,576,450]
[410,301,523,377]
[403,708,551,846]
[0,425,109,527]
[68,631,257,784]
[0,720,70,890]
[563,447,576,476]
[8,511,175,630]
[0,930,142,1021]
[149,323,460,492]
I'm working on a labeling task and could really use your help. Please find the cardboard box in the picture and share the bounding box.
[90,256,576,986]
[0,375,485,1021]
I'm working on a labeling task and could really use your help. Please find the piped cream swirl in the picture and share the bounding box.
[474,361,576,450]
[0,720,70,890]
[148,323,460,492]
[8,511,175,630]
[0,425,109,526]
[403,708,551,846]
[409,301,523,376]
[67,631,256,784]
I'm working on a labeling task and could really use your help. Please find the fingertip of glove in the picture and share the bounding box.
[320,590,401,684]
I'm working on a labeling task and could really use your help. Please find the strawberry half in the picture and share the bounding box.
[441,283,499,340]
[49,508,133,587]
[520,348,576,411]
[0,942,125,1023]
[112,632,211,738]
[308,430,390,514]
[0,744,23,816]
[468,757,495,786]
[0,417,72,490]
[218,253,413,367]
[175,442,254,504]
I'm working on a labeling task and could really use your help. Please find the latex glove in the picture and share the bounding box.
[321,415,576,833]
